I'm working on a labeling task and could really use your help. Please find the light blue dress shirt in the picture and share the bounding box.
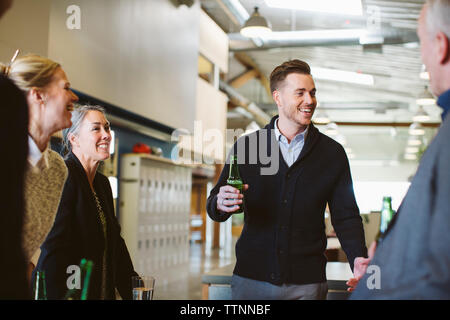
[274,119,308,167]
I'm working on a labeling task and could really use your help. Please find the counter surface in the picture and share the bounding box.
[201,262,354,299]
[202,261,353,287]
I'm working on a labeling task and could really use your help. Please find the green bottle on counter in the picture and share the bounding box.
[227,155,244,213]
[64,258,94,300]
[34,271,47,300]
[375,196,396,242]
[80,259,93,300]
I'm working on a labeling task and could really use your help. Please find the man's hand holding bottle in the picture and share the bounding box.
[217,184,249,213]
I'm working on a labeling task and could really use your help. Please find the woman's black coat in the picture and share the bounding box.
[35,152,138,299]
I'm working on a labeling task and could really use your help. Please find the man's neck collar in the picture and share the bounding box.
[274,118,308,143]
[437,89,450,121]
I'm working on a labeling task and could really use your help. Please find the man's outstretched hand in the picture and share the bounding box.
[346,241,377,292]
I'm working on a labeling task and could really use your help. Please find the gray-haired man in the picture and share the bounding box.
[350,0,450,299]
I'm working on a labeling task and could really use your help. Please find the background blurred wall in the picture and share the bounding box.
[0,0,200,133]
[0,0,51,59]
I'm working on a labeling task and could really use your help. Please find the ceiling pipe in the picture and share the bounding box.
[228,28,419,51]
[214,0,419,51]
[219,80,272,127]
[215,0,248,26]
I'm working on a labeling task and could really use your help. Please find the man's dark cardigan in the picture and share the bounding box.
[207,115,367,286]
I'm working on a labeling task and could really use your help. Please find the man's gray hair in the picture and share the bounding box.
[62,104,106,156]
[426,0,450,38]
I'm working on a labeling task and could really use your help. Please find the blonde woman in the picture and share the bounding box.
[2,53,79,275]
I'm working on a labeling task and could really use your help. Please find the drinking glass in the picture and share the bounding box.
[132,276,155,300]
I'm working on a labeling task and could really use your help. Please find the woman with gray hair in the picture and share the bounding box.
[35,105,138,300]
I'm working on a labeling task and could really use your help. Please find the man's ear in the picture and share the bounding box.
[436,31,449,64]
[272,89,281,107]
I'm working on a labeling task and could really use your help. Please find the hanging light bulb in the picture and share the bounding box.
[409,122,425,136]
[412,105,430,122]
[405,147,419,153]
[313,108,330,125]
[407,136,422,146]
[420,65,430,80]
[404,153,418,160]
[240,7,272,38]
[416,86,435,105]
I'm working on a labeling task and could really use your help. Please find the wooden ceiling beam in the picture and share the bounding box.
[227,100,239,110]
[233,52,272,99]
[229,69,259,88]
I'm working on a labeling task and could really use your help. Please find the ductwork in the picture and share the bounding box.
[215,0,248,26]
[228,28,419,51]
[214,0,419,51]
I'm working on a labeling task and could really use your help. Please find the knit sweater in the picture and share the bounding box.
[22,149,68,260]
[207,115,367,286]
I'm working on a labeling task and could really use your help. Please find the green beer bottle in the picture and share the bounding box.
[80,259,93,300]
[375,196,396,242]
[227,155,244,213]
[34,271,47,300]
[64,258,94,300]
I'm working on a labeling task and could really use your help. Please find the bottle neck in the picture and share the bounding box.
[228,156,241,180]
[34,271,47,300]
[382,198,392,210]
[80,260,93,300]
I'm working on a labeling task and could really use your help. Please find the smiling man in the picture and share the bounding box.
[207,59,367,300]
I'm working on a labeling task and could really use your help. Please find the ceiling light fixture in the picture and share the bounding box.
[416,86,435,106]
[409,122,425,136]
[412,105,430,122]
[311,67,374,86]
[420,64,430,80]
[420,72,430,80]
[405,147,419,154]
[313,109,330,125]
[240,7,272,38]
[265,0,363,16]
[407,136,422,146]
[404,153,417,160]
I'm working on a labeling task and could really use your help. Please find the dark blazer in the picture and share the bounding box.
[207,115,367,286]
[351,93,450,299]
[35,152,137,299]
[0,75,30,299]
